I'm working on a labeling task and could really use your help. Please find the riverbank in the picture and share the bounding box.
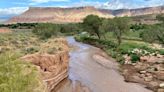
[54,37,152,92]
[74,36,164,92]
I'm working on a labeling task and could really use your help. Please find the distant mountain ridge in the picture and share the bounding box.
[6,6,164,24]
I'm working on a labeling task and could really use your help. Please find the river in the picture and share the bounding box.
[52,37,152,92]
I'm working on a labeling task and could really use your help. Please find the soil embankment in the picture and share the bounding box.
[22,38,69,92]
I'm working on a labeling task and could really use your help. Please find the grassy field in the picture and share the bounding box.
[0,29,68,92]
[0,52,46,92]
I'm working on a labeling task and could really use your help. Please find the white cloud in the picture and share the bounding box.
[0,7,28,15]
[30,0,69,5]
[101,0,164,9]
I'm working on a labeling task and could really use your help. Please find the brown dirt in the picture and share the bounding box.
[21,38,70,92]
[0,28,11,33]
[121,56,164,92]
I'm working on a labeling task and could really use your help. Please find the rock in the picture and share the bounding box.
[124,55,131,64]
[147,81,159,89]
[157,54,163,58]
[153,64,164,71]
[159,83,164,88]
[155,72,164,81]
[158,88,164,92]
[6,7,114,24]
[144,76,153,82]
[157,60,164,64]
[140,56,149,62]
[135,62,149,71]
[125,74,145,83]
[140,71,147,74]
[139,74,146,78]
[145,73,152,76]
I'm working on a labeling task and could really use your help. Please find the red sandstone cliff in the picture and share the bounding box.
[7,6,113,24]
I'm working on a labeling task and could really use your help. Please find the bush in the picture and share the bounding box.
[23,46,40,54]
[159,49,164,55]
[106,49,117,58]
[75,36,117,49]
[32,23,60,39]
[116,55,125,64]
[130,54,140,63]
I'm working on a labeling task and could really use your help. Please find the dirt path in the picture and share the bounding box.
[53,37,153,92]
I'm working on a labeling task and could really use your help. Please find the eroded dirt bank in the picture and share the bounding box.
[53,37,153,92]
[21,38,69,92]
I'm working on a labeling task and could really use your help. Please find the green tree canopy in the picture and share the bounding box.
[83,15,102,39]
[32,23,60,39]
[141,25,164,45]
[101,17,130,45]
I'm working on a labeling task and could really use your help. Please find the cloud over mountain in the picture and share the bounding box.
[101,0,164,9]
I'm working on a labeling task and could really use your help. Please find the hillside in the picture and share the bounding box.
[112,6,164,17]
[6,6,164,24]
[6,6,113,24]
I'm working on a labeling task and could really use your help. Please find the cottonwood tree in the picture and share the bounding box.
[83,15,102,39]
[101,17,130,45]
[141,25,164,45]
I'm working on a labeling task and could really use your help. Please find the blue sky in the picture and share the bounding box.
[0,0,164,20]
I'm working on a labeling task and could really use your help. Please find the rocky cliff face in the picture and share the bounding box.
[6,6,164,24]
[7,6,113,24]
[111,6,164,17]
[21,38,69,92]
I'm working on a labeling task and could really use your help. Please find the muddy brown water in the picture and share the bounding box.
[52,37,152,92]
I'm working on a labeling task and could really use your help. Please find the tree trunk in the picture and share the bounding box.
[97,33,101,39]
[103,34,107,40]
[117,36,122,46]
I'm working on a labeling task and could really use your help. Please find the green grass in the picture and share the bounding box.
[0,29,68,92]
[0,52,45,92]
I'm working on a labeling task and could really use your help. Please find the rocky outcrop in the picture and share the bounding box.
[6,6,164,24]
[21,38,69,92]
[112,6,164,17]
[6,6,113,24]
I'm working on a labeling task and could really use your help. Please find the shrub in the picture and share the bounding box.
[33,23,60,39]
[23,46,40,54]
[116,55,125,64]
[159,49,164,55]
[106,49,117,58]
[130,54,140,63]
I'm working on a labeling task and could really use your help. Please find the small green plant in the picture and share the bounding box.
[130,54,140,63]
[23,46,40,54]
[116,55,125,64]
[159,49,164,55]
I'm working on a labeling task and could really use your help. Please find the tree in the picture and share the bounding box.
[156,14,164,23]
[83,15,102,39]
[60,23,81,35]
[140,26,158,43]
[141,25,164,45]
[102,17,130,45]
